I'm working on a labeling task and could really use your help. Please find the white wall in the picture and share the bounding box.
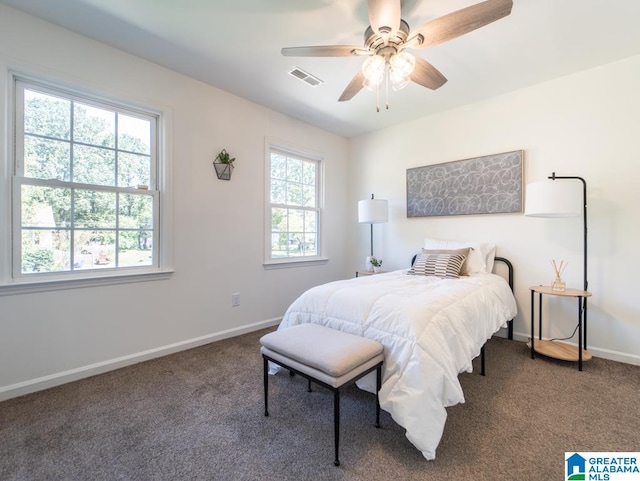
[348,54,640,365]
[1,5,638,402]
[0,6,349,400]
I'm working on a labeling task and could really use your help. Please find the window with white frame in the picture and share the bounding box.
[266,144,322,263]
[11,78,161,280]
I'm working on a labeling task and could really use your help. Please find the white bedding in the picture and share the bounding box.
[276,269,518,460]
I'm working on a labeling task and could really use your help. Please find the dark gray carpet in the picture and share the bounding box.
[1,328,638,480]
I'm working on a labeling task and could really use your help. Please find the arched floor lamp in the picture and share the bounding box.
[525,172,589,352]
[525,172,588,292]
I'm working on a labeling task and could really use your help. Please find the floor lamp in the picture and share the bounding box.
[524,172,588,292]
[358,194,388,263]
[525,172,589,343]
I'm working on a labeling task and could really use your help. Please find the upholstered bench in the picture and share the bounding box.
[260,323,384,466]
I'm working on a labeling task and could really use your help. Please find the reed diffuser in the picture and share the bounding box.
[551,259,567,292]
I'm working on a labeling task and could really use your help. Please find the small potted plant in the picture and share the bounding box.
[370,256,383,273]
[213,149,235,180]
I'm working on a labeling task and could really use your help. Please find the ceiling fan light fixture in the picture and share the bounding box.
[363,77,381,92]
[390,74,411,91]
[362,55,386,81]
[389,51,416,78]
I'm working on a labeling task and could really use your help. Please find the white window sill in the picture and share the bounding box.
[0,269,174,296]
[263,258,329,270]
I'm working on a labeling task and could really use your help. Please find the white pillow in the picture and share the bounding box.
[423,237,496,274]
[484,244,497,273]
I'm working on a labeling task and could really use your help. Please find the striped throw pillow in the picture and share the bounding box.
[409,253,466,279]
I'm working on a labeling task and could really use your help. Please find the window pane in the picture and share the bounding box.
[287,158,303,183]
[271,233,287,258]
[75,230,115,268]
[74,190,116,228]
[270,179,286,204]
[22,185,71,228]
[24,89,70,140]
[302,183,316,208]
[73,144,116,185]
[22,229,70,273]
[271,153,287,180]
[74,102,115,148]
[271,208,287,232]
[118,152,151,188]
[303,234,317,256]
[119,231,153,267]
[287,235,302,255]
[118,114,151,154]
[288,208,304,233]
[304,211,317,233]
[73,245,95,270]
[302,161,316,186]
[119,194,153,230]
[286,182,303,206]
[24,136,71,181]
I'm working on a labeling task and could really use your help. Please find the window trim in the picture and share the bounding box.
[0,70,174,294]
[263,138,327,268]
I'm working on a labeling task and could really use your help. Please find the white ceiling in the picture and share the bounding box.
[3,0,640,138]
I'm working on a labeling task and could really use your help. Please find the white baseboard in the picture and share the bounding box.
[4,322,637,402]
[512,330,640,367]
[0,318,281,402]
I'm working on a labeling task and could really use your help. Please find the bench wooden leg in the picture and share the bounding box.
[334,389,340,466]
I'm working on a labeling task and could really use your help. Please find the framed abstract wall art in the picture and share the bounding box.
[406,150,523,217]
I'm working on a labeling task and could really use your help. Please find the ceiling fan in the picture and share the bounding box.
[282,0,513,109]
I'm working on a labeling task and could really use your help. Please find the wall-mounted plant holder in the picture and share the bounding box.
[213,149,235,180]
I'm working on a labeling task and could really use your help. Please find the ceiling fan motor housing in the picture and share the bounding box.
[364,19,411,56]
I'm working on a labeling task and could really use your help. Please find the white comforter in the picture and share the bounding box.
[276,270,518,460]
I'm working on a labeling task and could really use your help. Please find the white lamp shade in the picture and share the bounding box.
[524,179,582,218]
[358,198,388,224]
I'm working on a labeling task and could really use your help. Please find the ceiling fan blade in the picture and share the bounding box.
[411,57,447,90]
[281,46,369,57]
[411,0,513,49]
[368,0,401,36]
[338,71,365,102]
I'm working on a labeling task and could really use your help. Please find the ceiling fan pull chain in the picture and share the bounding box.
[376,80,380,112]
[385,64,390,110]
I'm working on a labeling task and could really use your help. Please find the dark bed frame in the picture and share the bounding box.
[494,256,515,340]
[410,254,515,375]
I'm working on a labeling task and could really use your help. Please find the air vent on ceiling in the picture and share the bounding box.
[288,67,323,87]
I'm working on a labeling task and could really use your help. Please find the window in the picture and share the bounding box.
[10,78,162,283]
[266,143,323,265]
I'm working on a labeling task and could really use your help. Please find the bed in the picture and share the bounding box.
[273,239,518,460]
